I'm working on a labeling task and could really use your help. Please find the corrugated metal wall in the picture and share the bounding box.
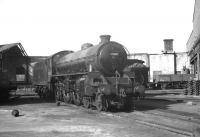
[176,53,190,73]
[149,54,174,81]
[186,0,200,52]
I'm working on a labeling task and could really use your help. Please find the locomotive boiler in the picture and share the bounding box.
[55,35,127,76]
[33,35,147,111]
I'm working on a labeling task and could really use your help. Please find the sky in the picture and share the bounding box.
[0,0,195,56]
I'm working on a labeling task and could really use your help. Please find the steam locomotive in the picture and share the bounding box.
[33,35,148,111]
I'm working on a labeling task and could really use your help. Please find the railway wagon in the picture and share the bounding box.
[33,35,147,111]
[0,43,29,101]
[153,74,195,89]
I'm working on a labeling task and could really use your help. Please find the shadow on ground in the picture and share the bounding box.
[132,90,185,111]
[0,95,55,106]
[133,98,176,111]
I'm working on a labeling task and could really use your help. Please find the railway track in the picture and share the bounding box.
[91,106,197,136]
[101,110,195,137]
[143,109,200,124]
[133,119,193,137]
[60,97,199,137]
[125,98,200,137]
[76,105,194,137]
[133,98,200,124]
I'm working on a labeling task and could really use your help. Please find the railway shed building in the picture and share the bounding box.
[129,52,191,82]
[187,0,200,80]
[129,40,191,83]
[0,43,29,94]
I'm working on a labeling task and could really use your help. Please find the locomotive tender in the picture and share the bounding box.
[33,35,146,111]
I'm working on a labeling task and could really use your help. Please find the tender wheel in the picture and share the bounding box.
[55,89,61,106]
[73,93,81,106]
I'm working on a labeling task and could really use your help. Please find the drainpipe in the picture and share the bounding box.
[174,52,177,74]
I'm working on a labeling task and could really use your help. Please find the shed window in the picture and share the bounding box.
[16,66,25,74]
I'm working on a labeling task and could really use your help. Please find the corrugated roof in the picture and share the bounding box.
[0,43,19,53]
[0,43,28,56]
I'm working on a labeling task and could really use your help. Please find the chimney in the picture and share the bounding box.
[163,39,173,53]
[99,35,111,44]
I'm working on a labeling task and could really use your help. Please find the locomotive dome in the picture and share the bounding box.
[81,43,93,50]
